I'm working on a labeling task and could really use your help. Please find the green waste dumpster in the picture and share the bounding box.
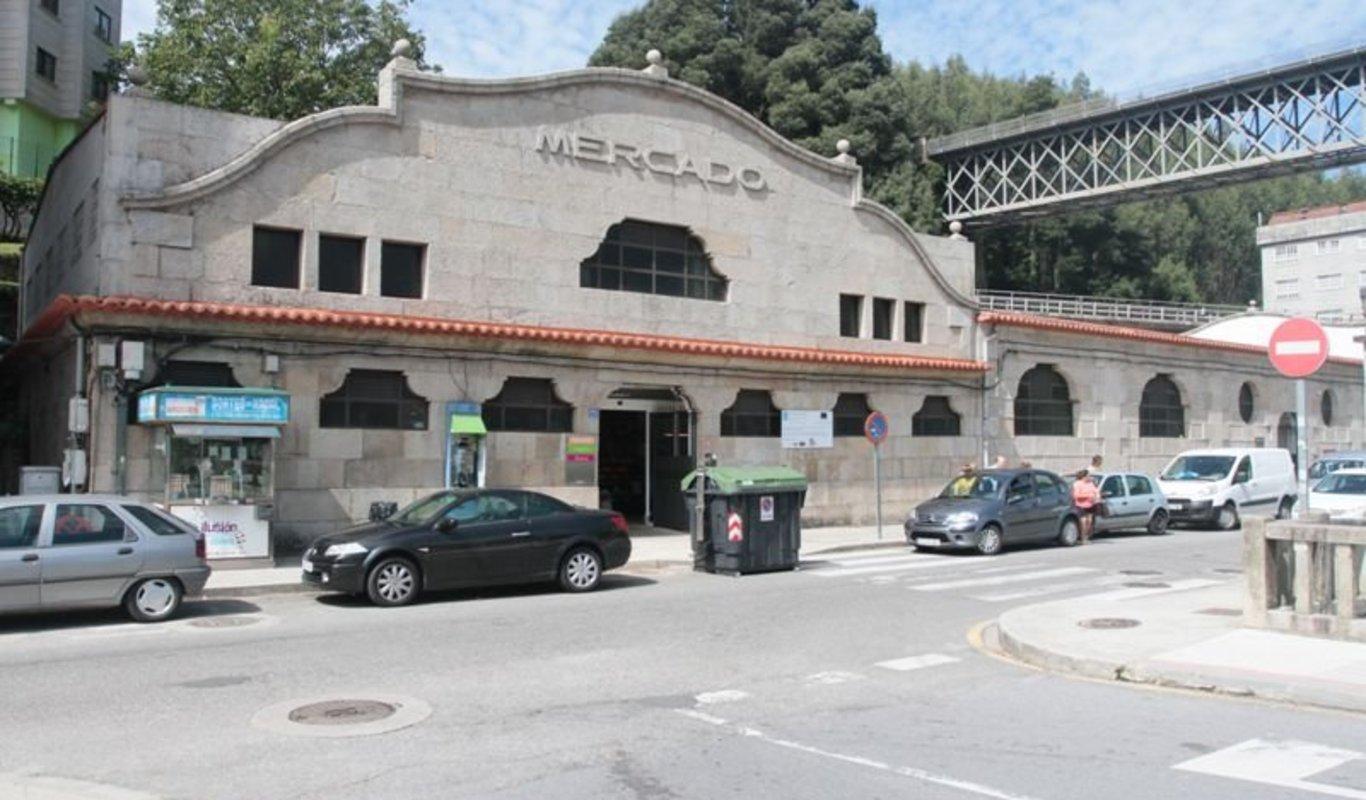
[680,465,807,575]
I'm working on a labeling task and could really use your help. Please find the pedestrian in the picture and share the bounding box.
[1072,467,1100,544]
[1018,460,1032,469]
[991,455,1008,469]
[1090,454,1103,474]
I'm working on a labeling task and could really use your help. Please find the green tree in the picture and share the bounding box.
[0,174,43,243]
[121,0,434,121]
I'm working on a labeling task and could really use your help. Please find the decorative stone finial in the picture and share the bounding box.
[391,38,413,59]
[832,138,857,166]
[126,64,148,86]
[643,48,668,78]
[948,220,966,240]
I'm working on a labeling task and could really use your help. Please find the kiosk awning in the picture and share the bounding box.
[171,424,282,438]
[138,386,290,425]
[450,414,487,435]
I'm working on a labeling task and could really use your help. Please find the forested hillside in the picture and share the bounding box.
[589,0,1366,304]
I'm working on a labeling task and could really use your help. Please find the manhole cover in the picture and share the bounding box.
[1123,581,1171,589]
[251,693,431,738]
[1078,617,1142,629]
[289,699,395,725]
[1196,607,1242,617]
[1119,569,1162,576]
[189,616,260,629]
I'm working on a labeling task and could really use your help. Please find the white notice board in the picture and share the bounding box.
[781,410,833,449]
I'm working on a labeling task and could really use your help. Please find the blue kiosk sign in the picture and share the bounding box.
[137,387,291,425]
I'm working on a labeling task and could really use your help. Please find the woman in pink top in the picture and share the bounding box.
[1071,468,1100,544]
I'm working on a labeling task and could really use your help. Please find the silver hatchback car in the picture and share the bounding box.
[1092,473,1169,535]
[0,495,211,622]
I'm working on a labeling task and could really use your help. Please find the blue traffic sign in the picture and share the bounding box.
[863,411,888,445]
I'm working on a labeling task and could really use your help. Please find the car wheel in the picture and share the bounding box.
[367,557,419,607]
[124,577,183,623]
[1274,497,1294,520]
[1147,509,1170,535]
[1216,502,1240,531]
[1056,517,1080,547]
[559,547,603,592]
[975,525,1004,556]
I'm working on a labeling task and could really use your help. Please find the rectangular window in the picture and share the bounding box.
[904,301,925,343]
[52,504,126,546]
[90,71,109,102]
[839,294,862,338]
[35,47,57,81]
[871,298,894,340]
[317,234,364,294]
[1317,273,1343,290]
[94,7,113,42]
[1274,278,1299,299]
[381,241,425,298]
[1316,239,1341,255]
[0,505,43,549]
[251,226,301,288]
[40,0,58,15]
[1273,243,1298,262]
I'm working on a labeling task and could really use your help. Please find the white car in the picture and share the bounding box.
[1309,468,1366,521]
[1157,448,1297,530]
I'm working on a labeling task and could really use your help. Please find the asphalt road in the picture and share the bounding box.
[2,529,1362,800]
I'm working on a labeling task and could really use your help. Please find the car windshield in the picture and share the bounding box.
[391,492,465,525]
[939,473,1004,499]
[1161,456,1235,482]
[1313,473,1366,495]
[1309,459,1364,480]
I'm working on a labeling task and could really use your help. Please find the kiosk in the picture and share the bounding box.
[136,387,290,559]
[445,401,487,489]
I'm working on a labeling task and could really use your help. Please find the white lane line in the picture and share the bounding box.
[875,653,961,672]
[673,709,1041,800]
[912,567,1096,592]
[971,575,1133,603]
[811,559,972,578]
[826,553,935,568]
[1174,738,1366,799]
[695,690,749,705]
[1087,578,1222,601]
[805,671,863,685]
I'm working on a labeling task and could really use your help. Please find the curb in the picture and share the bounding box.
[201,582,316,599]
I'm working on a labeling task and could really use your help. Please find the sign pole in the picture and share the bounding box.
[1296,378,1309,518]
[874,443,883,541]
[863,411,889,541]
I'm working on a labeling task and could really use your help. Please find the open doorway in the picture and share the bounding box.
[597,387,693,530]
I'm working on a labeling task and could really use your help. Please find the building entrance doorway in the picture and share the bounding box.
[597,387,693,530]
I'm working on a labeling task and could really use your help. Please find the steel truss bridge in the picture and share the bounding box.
[925,46,1366,226]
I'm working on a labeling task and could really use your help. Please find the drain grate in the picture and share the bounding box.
[289,699,396,726]
[1123,581,1171,589]
[189,616,260,629]
[1078,617,1141,629]
[1195,607,1242,617]
[1119,569,1162,576]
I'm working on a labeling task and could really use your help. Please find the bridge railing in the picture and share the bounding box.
[1244,516,1366,642]
[975,290,1245,328]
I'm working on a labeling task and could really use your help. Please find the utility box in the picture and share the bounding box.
[681,465,807,575]
[19,466,62,495]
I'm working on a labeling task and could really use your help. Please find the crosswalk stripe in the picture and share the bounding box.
[971,575,1132,602]
[875,653,961,672]
[911,567,1095,592]
[811,559,966,578]
[826,553,937,568]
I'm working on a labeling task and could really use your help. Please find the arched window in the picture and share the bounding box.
[482,378,573,433]
[1322,390,1335,426]
[320,370,428,430]
[721,390,780,437]
[1139,374,1184,438]
[1278,412,1297,468]
[913,396,961,437]
[832,393,873,437]
[1238,382,1255,423]
[1014,365,1073,436]
[579,219,727,301]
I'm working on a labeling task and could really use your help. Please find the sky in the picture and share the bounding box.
[119,0,1366,98]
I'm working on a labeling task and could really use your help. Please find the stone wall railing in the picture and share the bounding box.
[1244,516,1366,641]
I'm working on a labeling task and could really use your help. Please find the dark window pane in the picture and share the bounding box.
[904,302,924,343]
[483,378,574,433]
[319,399,345,428]
[1139,375,1184,438]
[623,270,652,293]
[622,245,652,270]
[598,244,620,266]
[872,298,894,340]
[319,370,428,430]
[53,504,126,546]
[318,235,364,294]
[618,221,653,245]
[251,227,301,288]
[655,226,687,250]
[381,241,424,298]
[1322,391,1334,426]
[913,396,961,436]
[656,275,684,296]
[656,249,684,274]
[580,263,597,286]
[579,220,727,301]
[1014,365,1073,436]
[1238,383,1255,423]
[840,294,862,338]
[832,393,873,437]
[721,390,780,438]
[0,505,43,549]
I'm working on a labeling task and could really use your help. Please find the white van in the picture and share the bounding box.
[1156,448,1297,530]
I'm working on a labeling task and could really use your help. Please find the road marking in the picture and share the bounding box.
[1087,578,1222,601]
[1174,738,1366,799]
[826,553,933,568]
[805,671,863,685]
[812,559,969,578]
[912,567,1095,592]
[695,690,749,705]
[673,710,1041,800]
[875,653,960,672]
[971,575,1133,602]
[0,771,163,799]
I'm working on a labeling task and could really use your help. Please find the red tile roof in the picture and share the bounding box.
[1266,199,1366,226]
[8,295,989,373]
[978,310,1362,366]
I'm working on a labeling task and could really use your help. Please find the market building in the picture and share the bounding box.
[7,46,1363,558]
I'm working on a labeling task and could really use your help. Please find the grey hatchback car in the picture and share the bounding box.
[0,495,210,622]
[906,469,1080,555]
[1092,473,1169,535]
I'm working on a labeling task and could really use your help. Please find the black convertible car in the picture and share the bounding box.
[302,489,632,606]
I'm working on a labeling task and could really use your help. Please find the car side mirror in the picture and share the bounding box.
[436,517,459,534]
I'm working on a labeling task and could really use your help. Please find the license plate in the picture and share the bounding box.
[301,558,314,573]
[914,538,941,547]
[1169,502,1185,510]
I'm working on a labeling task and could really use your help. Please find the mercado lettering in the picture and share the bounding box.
[535,127,768,192]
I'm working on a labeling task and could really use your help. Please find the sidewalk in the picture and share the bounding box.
[993,580,1366,714]
[201,524,904,597]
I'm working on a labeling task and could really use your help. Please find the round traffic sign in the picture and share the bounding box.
[863,411,888,445]
[1268,317,1329,378]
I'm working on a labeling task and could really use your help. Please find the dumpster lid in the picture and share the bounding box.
[680,465,808,494]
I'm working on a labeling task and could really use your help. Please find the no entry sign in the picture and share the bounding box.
[1268,318,1329,378]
